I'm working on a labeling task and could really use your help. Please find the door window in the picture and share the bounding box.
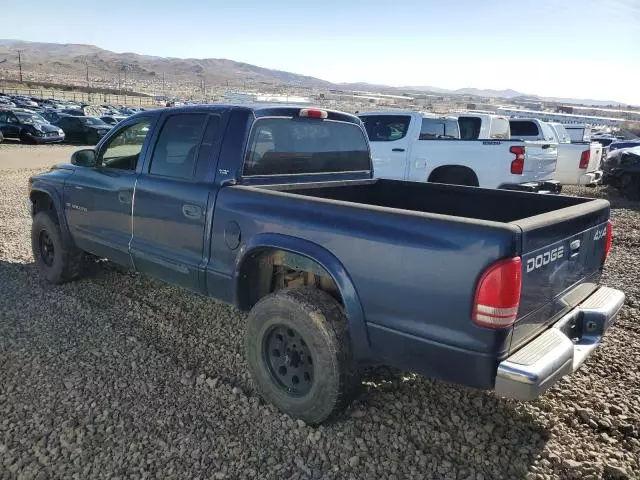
[419,118,459,139]
[360,115,411,142]
[99,119,152,171]
[148,114,208,179]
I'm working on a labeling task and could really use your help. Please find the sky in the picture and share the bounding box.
[2,0,640,105]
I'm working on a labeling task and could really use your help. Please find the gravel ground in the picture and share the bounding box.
[0,164,639,479]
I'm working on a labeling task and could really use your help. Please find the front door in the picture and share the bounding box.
[130,111,223,293]
[359,114,412,180]
[0,111,21,139]
[63,118,153,266]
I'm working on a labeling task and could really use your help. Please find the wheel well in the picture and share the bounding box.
[237,249,342,311]
[428,165,479,186]
[30,191,56,217]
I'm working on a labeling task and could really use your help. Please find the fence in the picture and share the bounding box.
[0,87,159,107]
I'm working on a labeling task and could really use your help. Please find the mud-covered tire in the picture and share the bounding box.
[31,211,84,284]
[245,287,359,424]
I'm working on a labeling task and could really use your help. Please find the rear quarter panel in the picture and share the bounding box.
[209,185,522,364]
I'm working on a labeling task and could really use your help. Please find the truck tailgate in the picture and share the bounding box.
[589,142,603,172]
[523,140,558,181]
[509,199,610,352]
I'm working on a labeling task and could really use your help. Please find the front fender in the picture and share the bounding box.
[235,232,371,361]
[29,177,73,243]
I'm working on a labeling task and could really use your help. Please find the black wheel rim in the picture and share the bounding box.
[38,230,55,266]
[262,324,314,397]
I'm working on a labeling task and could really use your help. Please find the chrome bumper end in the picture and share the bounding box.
[495,286,625,401]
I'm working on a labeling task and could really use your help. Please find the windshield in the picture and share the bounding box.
[79,117,108,126]
[243,118,371,176]
[15,113,47,124]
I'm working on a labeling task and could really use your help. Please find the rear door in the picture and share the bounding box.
[509,200,610,351]
[130,110,226,293]
[359,114,412,180]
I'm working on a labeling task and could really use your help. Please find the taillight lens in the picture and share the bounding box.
[579,150,590,169]
[603,221,613,263]
[510,146,525,175]
[472,257,522,329]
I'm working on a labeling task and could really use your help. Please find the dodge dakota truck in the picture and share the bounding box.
[359,111,560,192]
[28,105,624,423]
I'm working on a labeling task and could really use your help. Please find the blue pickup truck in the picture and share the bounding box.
[28,105,624,423]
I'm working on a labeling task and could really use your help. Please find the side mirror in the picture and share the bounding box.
[71,149,98,167]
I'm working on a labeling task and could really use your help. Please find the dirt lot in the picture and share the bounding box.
[0,143,80,171]
[1,144,639,479]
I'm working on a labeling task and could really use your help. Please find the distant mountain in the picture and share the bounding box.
[0,40,333,91]
[0,40,631,106]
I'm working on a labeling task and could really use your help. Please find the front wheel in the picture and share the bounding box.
[245,287,359,424]
[31,212,85,284]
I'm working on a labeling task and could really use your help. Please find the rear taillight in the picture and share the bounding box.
[472,257,522,329]
[603,221,613,263]
[510,146,525,174]
[579,150,590,169]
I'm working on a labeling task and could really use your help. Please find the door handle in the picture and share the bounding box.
[392,148,405,152]
[118,191,133,204]
[182,204,202,219]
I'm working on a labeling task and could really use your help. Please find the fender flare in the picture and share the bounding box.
[29,183,73,243]
[234,232,371,361]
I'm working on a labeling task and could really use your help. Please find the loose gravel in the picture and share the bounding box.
[0,163,639,479]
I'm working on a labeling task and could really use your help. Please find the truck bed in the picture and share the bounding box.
[264,178,591,223]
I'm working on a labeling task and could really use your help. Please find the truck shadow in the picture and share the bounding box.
[0,259,548,479]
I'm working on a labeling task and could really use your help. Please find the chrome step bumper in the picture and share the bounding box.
[495,286,625,401]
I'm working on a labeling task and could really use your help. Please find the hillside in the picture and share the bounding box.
[0,40,333,93]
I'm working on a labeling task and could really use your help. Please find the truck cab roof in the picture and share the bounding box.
[130,104,364,126]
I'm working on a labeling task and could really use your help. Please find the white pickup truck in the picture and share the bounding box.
[358,111,559,192]
[509,119,602,186]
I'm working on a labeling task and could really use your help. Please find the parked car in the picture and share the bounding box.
[602,146,640,199]
[511,120,603,186]
[359,111,559,192]
[40,110,71,124]
[10,96,39,109]
[0,109,65,144]
[100,115,127,126]
[54,116,111,144]
[0,97,16,108]
[28,105,623,423]
[60,108,85,116]
[607,139,640,155]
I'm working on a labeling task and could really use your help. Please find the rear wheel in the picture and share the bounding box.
[245,287,359,424]
[31,212,85,284]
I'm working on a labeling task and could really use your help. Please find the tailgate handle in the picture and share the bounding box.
[570,239,581,255]
[542,144,551,149]
[392,148,405,152]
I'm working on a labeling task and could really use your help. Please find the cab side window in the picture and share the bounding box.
[99,120,152,171]
[148,114,208,180]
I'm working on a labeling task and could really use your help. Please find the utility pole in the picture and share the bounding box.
[162,72,165,97]
[85,63,89,88]
[17,50,23,83]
